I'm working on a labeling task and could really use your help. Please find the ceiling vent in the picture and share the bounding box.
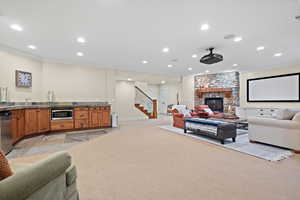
[200,48,223,65]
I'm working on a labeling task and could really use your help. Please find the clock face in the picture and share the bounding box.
[16,71,32,87]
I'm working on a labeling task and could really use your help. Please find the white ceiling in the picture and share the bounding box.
[0,0,300,76]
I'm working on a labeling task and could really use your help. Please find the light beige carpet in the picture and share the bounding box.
[12,117,300,200]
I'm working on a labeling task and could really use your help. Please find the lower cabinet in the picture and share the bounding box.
[100,106,111,127]
[51,120,74,131]
[89,108,100,128]
[11,106,111,144]
[25,109,39,135]
[38,108,50,133]
[75,119,89,129]
[25,108,51,135]
[11,110,25,143]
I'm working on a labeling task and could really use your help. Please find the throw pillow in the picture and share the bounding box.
[0,151,13,181]
[292,112,300,122]
[181,109,191,117]
[275,109,295,120]
[204,108,214,115]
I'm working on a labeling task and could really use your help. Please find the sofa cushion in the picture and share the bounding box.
[0,151,13,181]
[292,112,300,122]
[274,109,295,120]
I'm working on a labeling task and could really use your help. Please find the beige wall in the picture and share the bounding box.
[240,65,300,108]
[180,75,194,109]
[115,81,147,121]
[0,50,181,120]
[0,51,44,101]
[42,62,115,102]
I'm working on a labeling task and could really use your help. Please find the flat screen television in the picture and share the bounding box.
[247,73,300,102]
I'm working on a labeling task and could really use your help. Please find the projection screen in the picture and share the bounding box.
[247,73,300,102]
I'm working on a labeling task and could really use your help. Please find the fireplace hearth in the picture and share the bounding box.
[205,98,224,112]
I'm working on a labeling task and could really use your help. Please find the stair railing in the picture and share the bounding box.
[134,86,157,119]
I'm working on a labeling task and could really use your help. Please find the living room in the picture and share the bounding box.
[0,1,300,200]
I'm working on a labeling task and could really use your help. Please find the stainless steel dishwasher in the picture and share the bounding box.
[0,111,12,154]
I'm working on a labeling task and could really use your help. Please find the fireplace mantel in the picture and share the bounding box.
[196,88,232,98]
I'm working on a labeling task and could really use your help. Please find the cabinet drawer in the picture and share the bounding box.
[74,111,89,120]
[100,106,110,110]
[51,120,74,131]
[89,107,98,111]
[75,120,89,129]
[74,107,89,111]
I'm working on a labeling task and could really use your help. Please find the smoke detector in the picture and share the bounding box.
[224,34,236,40]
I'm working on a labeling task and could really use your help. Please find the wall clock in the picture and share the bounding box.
[15,70,32,88]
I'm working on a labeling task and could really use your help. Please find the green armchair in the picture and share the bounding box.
[0,152,79,200]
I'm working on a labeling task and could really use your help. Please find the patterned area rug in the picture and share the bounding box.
[159,125,294,162]
[7,129,108,159]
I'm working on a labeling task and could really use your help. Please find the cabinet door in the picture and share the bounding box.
[38,109,50,133]
[75,119,89,129]
[11,111,19,143]
[25,109,38,135]
[18,110,25,139]
[89,110,100,128]
[102,110,111,127]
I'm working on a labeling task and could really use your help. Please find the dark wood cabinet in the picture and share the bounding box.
[11,110,25,143]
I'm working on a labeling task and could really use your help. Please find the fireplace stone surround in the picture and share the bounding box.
[194,72,240,113]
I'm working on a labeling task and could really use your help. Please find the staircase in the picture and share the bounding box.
[134,86,158,119]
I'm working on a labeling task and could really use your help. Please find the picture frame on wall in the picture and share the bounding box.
[15,70,32,88]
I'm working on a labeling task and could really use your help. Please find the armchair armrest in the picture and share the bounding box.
[0,152,71,200]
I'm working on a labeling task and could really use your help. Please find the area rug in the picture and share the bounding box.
[159,125,294,162]
[7,129,108,159]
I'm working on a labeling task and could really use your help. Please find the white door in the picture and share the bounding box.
[159,86,168,114]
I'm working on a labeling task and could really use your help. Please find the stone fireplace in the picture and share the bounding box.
[194,71,240,113]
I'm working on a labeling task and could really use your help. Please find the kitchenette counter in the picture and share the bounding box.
[0,102,111,112]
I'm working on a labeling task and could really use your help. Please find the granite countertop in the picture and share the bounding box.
[0,102,111,112]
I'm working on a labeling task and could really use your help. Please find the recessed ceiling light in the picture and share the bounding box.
[167,64,173,68]
[233,64,238,67]
[127,78,132,81]
[161,80,166,84]
[162,47,170,53]
[192,54,198,58]
[188,67,193,71]
[233,36,243,42]
[77,37,86,44]
[205,70,210,73]
[256,46,265,51]
[274,52,283,57]
[77,52,84,57]
[28,45,37,50]
[142,60,148,64]
[200,24,210,31]
[10,24,23,31]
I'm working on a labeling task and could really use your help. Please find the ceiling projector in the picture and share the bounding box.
[200,48,223,65]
